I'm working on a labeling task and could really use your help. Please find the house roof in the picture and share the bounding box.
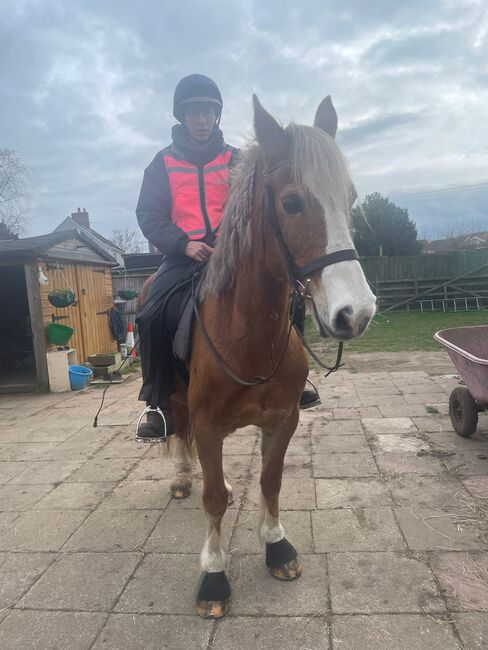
[0,229,117,264]
[54,216,124,253]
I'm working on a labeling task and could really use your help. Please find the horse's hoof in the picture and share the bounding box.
[196,598,230,619]
[266,538,301,580]
[170,479,192,499]
[269,557,302,581]
[196,571,231,619]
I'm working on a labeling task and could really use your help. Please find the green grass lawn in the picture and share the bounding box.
[305,309,488,353]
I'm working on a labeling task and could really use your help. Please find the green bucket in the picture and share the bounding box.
[47,322,74,346]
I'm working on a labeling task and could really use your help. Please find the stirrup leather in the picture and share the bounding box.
[135,406,167,443]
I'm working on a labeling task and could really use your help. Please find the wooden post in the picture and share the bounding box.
[24,261,49,390]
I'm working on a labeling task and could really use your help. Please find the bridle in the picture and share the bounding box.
[192,158,360,387]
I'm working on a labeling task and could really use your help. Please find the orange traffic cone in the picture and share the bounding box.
[126,321,136,359]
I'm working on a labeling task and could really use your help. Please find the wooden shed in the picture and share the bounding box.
[0,229,118,392]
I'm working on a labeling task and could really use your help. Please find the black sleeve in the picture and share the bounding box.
[136,151,189,256]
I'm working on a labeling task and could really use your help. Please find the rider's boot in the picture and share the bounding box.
[299,378,321,410]
[135,406,174,442]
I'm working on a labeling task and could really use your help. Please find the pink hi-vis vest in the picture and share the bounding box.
[163,149,233,240]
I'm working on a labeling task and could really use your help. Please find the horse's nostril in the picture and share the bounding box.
[334,306,354,333]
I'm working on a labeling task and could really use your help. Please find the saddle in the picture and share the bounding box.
[170,271,204,368]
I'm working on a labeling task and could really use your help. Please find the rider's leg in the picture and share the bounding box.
[292,294,321,410]
[136,256,192,441]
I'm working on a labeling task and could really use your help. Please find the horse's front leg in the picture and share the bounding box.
[260,412,301,580]
[195,434,231,619]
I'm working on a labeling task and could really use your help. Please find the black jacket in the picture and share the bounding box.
[136,130,239,256]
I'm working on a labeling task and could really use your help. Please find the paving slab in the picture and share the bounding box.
[0,610,107,650]
[230,554,328,615]
[454,613,488,649]
[245,477,316,510]
[374,452,447,475]
[0,510,88,551]
[412,416,454,433]
[19,552,140,611]
[312,433,370,454]
[34,481,116,510]
[0,552,57,608]
[442,450,488,476]
[370,433,427,453]
[395,507,487,551]
[0,442,58,462]
[315,478,392,509]
[98,479,172,510]
[332,614,460,649]
[388,475,471,509]
[125,457,177,481]
[462,475,488,498]
[65,457,137,483]
[318,419,364,435]
[145,507,238,553]
[427,430,488,451]
[114,553,202,614]
[9,460,84,485]
[430,552,488,611]
[362,417,417,435]
[62,509,161,552]
[212,615,329,649]
[328,552,445,614]
[378,404,432,418]
[0,461,34,484]
[312,507,404,552]
[92,613,212,650]
[231,509,313,554]
[0,483,55,511]
[332,406,382,419]
[313,452,378,478]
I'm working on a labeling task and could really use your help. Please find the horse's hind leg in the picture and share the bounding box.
[169,392,193,499]
[259,413,301,580]
[195,434,231,619]
[169,435,193,499]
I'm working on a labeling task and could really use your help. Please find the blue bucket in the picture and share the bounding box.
[69,365,93,390]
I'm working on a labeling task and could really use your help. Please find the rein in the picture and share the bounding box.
[192,160,359,386]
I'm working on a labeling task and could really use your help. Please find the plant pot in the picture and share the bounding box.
[118,289,138,301]
[47,322,74,345]
[48,289,76,308]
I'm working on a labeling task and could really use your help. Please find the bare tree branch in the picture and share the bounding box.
[109,227,145,253]
[0,148,30,235]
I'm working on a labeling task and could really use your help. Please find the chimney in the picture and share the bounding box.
[71,207,90,229]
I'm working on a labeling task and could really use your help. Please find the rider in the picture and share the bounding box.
[135,74,320,441]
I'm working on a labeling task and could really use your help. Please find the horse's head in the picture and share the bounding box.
[253,95,376,340]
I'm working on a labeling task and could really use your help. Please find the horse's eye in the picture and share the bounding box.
[282,195,304,214]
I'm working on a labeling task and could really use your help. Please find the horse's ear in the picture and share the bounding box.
[253,94,289,162]
[314,96,338,139]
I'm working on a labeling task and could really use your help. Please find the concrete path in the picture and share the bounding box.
[0,353,487,649]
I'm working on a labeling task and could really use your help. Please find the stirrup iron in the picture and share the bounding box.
[135,406,167,443]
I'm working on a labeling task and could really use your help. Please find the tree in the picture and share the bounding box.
[352,192,421,257]
[0,221,19,240]
[109,227,144,253]
[0,148,30,235]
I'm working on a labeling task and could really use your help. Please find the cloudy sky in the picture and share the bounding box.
[1,0,487,242]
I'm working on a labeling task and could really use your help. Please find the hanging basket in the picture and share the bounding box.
[48,289,76,308]
[118,289,138,301]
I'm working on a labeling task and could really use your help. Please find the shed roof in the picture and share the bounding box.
[0,229,117,264]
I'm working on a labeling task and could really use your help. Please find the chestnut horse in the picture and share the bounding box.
[141,95,376,618]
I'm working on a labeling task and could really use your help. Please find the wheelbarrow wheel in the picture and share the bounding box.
[449,387,478,437]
